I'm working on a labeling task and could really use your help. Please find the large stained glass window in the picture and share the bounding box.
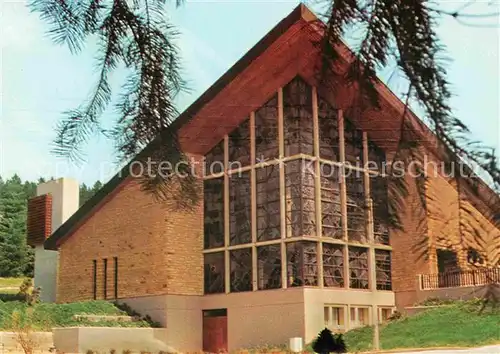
[228,118,251,167]
[346,171,366,242]
[285,160,316,237]
[286,241,318,287]
[229,172,251,245]
[283,77,314,156]
[318,98,339,161]
[257,245,282,290]
[255,94,279,162]
[204,252,225,294]
[320,163,342,239]
[256,165,281,241]
[205,140,224,175]
[371,175,390,245]
[203,178,224,249]
[349,246,369,289]
[230,248,252,292]
[323,243,344,287]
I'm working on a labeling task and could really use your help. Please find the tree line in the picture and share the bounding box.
[0,175,102,278]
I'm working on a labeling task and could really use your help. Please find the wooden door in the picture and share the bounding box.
[203,309,228,353]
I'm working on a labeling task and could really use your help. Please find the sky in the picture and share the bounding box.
[1,0,499,186]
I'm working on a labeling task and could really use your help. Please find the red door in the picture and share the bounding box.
[203,309,228,353]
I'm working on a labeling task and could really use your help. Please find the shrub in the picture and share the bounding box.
[311,328,346,354]
[388,310,402,321]
[17,279,40,306]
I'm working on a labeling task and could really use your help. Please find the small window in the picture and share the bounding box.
[467,248,484,265]
[437,249,458,273]
[113,257,118,299]
[380,308,393,323]
[358,307,369,326]
[92,260,97,300]
[324,305,345,330]
[350,307,370,328]
[103,258,108,299]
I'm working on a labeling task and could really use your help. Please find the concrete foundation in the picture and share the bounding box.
[120,287,395,352]
[52,327,174,353]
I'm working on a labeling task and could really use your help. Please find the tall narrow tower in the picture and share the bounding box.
[27,178,79,302]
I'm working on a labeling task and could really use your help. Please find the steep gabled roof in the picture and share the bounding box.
[44,4,499,250]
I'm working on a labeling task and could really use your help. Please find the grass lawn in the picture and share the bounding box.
[341,301,500,352]
[0,300,153,331]
[0,277,25,288]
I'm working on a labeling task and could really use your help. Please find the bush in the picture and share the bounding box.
[311,328,347,354]
[388,310,402,321]
[17,279,40,306]
[418,297,457,306]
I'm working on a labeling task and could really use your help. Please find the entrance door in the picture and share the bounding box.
[203,309,228,353]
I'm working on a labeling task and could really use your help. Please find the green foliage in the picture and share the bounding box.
[0,175,102,277]
[418,297,458,306]
[0,277,26,287]
[113,301,162,328]
[0,300,151,331]
[0,175,32,277]
[342,301,500,352]
[311,328,347,354]
[79,181,104,206]
[17,278,40,306]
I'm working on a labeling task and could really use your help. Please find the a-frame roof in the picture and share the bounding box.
[45,4,499,250]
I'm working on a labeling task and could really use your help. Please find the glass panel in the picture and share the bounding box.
[375,250,392,290]
[320,163,342,239]
[205,140,224,175]
[283,77,314,156]
[318,98,339,161]
[285,160,316,237]
[323,243,344,287]
[346,170,366,242]
[380,308,392,322]
[203,178,224,249]
[257,245,281,290]
[358,308,369,325]
[324,307,330,326]
[256,165,281,241]
[349,246,369,289]
[367,139,386,172]
[229,172,251,245]
[371,175,390,245]
[228,118,251,168]
[344,119,363,167]
[334,307,345,327]
[204,252,225,294]
[286,241,318,287]
[255,94,279,162]
[230,248,252,292]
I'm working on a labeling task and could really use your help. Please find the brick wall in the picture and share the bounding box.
[389,161,430,309]
[57,177,203,303]
[390,148,500,309]
[426,165,499,271]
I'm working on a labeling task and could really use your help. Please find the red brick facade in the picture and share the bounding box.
[52,5,499,310]
[57,178,203,302]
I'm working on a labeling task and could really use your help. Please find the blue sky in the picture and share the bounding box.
[1,0,498,185]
